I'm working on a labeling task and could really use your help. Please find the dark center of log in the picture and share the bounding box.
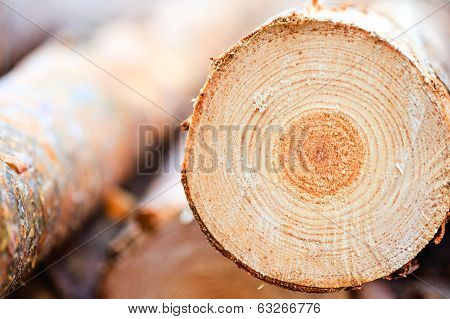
[279,110,365,198]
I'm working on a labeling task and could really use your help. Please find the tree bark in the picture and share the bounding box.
[182,2,449,292]
[0,21,186,296]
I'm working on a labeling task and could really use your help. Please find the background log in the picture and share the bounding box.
[0,20,188,296]
[100,211,350,299]
[0,0,150,74]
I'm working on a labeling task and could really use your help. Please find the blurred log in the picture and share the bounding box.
[100,209,349,299]
[0,21,187,296]
[182,2,449,292]
[0,7,45,75]
[44,213,139,299]
[0,0,151,75]
[22,128,184,299]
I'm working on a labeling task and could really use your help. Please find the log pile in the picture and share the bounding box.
[1,0,448,299]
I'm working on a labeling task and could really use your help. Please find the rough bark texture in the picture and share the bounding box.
[0,20,187,296]
[182,3,449,292]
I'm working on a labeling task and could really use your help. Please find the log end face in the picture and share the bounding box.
[183,13,449,291]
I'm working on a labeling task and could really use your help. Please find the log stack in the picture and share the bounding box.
[2,0,448,299]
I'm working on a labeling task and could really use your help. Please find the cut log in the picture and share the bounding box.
[0,21,188,296]
[101,209,349,299]
[182,3,449,292]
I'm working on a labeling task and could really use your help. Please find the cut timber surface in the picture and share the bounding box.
[182,5,449,291]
